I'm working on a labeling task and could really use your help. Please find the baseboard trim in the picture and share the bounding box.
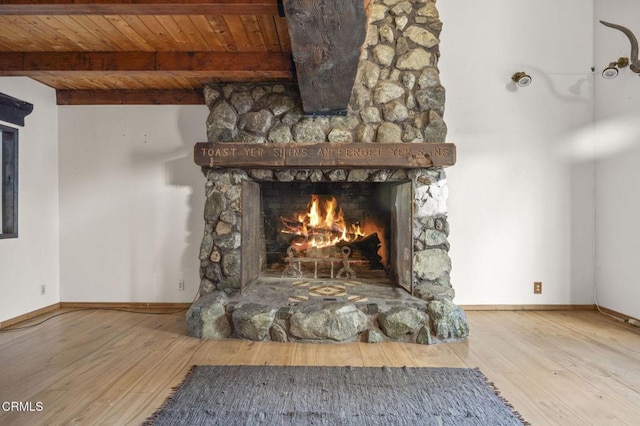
[0,303,61,329]
[596,306,640,324]
[59,302,191,311]
[460,304,597,311]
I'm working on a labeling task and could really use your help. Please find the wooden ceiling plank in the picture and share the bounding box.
[0,1,280,16]
[84,15,140,51]
[256,15,283,53]
[119,15,168,51]
[273,16,291,52]
[54,15,114,50]
[206,15,238,52]
[174,15,214,51]
[222,15,256,52]
[56,89,205,105]
[157,15,207,51]
[137,15,183,51]
[239,15,266,52]
[0,16,54,51]
[20,15,78,51]
[187,15,226,51]
[103,16,156,52]
[67,15,136,51]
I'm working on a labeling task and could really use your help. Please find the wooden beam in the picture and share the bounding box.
[0,0,280,15]
[56,89,205,105]
[0,51,292,74]
[194,142,456,168]
[282,0,372,114]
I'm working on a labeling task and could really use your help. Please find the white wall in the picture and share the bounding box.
[438,0,596,305]
[58,106,208,302]
[593,0,640,318]
[56,1,600,307]
[0,78,59,323]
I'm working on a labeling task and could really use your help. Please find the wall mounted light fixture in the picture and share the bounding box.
[511,72,532,87]
[600,21,640,77]
[602,57,629,79]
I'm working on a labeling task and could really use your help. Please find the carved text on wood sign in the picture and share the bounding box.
[194,143,456,168]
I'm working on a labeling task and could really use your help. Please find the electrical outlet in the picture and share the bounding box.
[178,280,185,291]
[40,284,46,295]
[533,281,542,294]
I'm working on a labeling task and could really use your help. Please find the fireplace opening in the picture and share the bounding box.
[262,181,389,278]
[240,177,414,294]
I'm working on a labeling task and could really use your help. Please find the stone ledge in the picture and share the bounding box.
[186,290,469,344]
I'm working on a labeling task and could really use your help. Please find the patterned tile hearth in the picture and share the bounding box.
[228,274,428,312]
[288,280,369,304]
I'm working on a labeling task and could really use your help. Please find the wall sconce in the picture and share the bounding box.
[602,57,629,79]
[600,21,640,76]
[511,72,532,87]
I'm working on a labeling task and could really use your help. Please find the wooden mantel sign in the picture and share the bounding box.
[194,143,456,169]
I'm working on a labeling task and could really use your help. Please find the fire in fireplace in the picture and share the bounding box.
[260,181,401,282]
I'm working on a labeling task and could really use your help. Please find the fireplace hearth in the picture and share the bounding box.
[186,0,469,344]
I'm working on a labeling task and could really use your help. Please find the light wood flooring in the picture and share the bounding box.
[1,309,639,425]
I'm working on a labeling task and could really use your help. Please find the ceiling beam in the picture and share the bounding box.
[56,89,205,105]
[0,51,292,74]
[0,0,280,15]
[282,0,371,114]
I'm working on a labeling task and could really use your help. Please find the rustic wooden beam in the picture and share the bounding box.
[0,0,279,15]
[282,0,372,114]
[0,92,34,126]
[56,89,205,105]
[194,142,456,168]
[0,51,292,74]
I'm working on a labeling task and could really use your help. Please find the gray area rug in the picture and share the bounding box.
[146,365,528,425]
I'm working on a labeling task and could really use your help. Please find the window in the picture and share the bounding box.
[1,124,18,238]
[0,91,32,239]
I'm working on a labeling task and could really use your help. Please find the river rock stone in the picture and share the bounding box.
[427,299,469,340]
[360,61,381,89]
[414,284,455,302]
[268,124,293,143]
[376,122,402,142]
[186,292,231,339]
[404,26,439,48]
[396,49,432,70]
[414,249,451,281]
[270,323,288,342]
[378,305,428,338]
[382,100,409,122]
[207,101,237,142]
[232,303,277,341]
[366,328,385,343]
[244,109,273,134]
[204,192,226,222]
[230,91,254,115]
[221,251,240,276]
[328,128,353,143]
[373,81,405,104]
[293,120,326,142]
[290,302,368,341]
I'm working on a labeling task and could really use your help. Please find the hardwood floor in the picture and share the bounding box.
[1,309,639,425]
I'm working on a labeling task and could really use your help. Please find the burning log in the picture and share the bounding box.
[337,232,383,268]
[280,216,362,241]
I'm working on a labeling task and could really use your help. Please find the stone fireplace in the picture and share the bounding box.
[186,0,469,344]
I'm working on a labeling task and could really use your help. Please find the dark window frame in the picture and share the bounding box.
[0,91,32,239]
[1,124,18,238]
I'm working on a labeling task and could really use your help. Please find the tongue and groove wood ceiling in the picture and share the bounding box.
[0,0,295,104]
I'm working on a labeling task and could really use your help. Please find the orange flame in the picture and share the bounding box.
[285,194,365,249]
